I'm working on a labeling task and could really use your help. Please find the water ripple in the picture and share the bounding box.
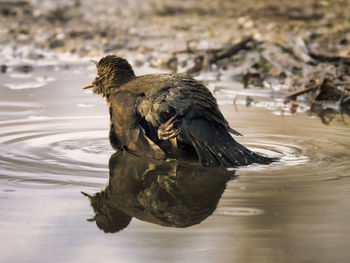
[0,103,349,187]
[0,102,43,116]
[216,207,264,216]
[0,114,112,187]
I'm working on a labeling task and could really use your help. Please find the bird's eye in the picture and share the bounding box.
[96,74,100,78]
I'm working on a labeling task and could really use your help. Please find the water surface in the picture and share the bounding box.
[0,64,349,263]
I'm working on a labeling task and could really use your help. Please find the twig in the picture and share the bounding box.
[309,52,350,64]
[186,36,254,73]
[284,83,320,103]
[233,95,239,113]
[210,37,254,63]
[173,47,223,55]
[284,86,318,102]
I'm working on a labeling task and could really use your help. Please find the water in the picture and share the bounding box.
[0,64,349,263]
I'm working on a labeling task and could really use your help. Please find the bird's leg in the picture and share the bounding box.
[158,115,181,141]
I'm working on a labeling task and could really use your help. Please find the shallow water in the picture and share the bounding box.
[0,64,349,263]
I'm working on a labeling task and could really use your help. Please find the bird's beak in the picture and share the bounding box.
[87,216,96,222]
[83,83,94,90]
[81,191,93,200]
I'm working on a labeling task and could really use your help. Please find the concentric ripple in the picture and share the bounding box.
[0,102,43,116]
[0,72,349,190]
[0,111,338,188]
[0,113,315,189]
[216,207,264,216]
[1,109,348,187]
[0,114,112,187]
[235,130,350,181]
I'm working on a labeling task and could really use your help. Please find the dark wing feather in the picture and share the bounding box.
[180,118,275,167]
[133,75,274,167]
[136,74,240,135]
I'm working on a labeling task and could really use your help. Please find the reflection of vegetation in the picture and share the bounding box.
[285,78,350,125]
[309,104,349,125]
[82,152,235,233]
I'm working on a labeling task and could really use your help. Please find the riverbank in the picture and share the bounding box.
[1,0,349,119]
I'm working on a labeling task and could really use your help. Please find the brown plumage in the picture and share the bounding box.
[84,55,275,167]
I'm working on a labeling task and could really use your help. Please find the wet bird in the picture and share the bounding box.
[83,55,275,167]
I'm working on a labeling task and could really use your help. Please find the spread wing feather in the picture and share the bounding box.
[136,75,241,136]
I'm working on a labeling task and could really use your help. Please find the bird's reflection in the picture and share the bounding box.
[82,151,236,233]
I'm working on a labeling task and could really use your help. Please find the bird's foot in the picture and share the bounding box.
[158,115,181,140]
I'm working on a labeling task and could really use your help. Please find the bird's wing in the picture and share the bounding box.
[136,75,241,135]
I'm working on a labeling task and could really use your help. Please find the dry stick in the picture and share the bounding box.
[308,51,350,64]
[210,36,254,63]
[284,86,319,103]
[233,95,239,113]
[305,41,350,64]
[173,47,223,55]
[186,36,254,73]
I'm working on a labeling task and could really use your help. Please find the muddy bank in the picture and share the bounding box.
[1,0,349,117]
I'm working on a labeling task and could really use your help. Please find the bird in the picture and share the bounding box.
[83,55,275,167]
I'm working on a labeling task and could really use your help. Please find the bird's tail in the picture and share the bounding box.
[180,119,276,167]
[191,134,275,167]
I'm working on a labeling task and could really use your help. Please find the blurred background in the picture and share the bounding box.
[1,0,350,112]
[1,1,350,263]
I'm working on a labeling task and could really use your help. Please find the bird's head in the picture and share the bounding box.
[83,55,136,101]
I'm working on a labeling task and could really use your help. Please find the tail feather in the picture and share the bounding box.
[191,136,220,166]
[180,118,276,167]
[207,144,233,167]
